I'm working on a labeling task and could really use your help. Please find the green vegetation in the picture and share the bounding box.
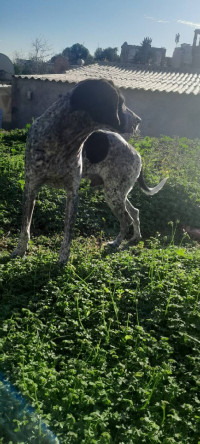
[0,129,200,443]
[94,47,120,63]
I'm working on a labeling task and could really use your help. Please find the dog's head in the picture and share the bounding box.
[70,79,141,134]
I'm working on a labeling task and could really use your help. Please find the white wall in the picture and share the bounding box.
[121,88,200,139]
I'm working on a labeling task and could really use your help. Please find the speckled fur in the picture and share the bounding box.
[12,79,140,263]
[82,131,168,247]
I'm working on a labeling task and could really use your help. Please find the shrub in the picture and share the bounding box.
[0,129,199,240]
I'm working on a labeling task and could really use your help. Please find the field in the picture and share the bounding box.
[0,128,200,443]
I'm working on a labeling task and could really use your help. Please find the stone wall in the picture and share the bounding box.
[12,77,73,128]
[120,42,166,67]
[0,85,12,128]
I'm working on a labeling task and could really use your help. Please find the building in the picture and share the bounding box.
[0,53,14,83]
[12,63,200,139]
[172,44,192,70]
[172,29,200,72]
[0,54,13,127]
[120,42,166,67]
[192,29,200,70]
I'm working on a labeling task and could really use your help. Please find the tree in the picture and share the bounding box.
[12,51,25,74]
[62,47,71,60]
[31,36,51,61]
[12,51,35,75]
[62,43,92,64]
[94,47,119,62]
[12,38,52,75]
[102,47,119,62]
[134,37,152,65]
[29,36,52,73]
[94,47,104,61]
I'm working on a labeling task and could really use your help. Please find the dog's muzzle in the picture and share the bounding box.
[133,116,141,132]
[122,109,141,140]
[124,108,141,134]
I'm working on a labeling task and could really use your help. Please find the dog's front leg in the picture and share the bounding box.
[59,188,79,264]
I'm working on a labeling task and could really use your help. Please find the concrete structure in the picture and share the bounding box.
[172,44,193,70]
[12,64,200,139]
[0,84,12,128]
[0,53,14,83]
[0,54,13,127]
[121,42,166,67]
[121,42,140,64]
[192,29,200,70]
[12,76,72,128]
[172,29,200,72]
[0,85,12,127]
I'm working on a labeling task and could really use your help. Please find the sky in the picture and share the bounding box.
[1,0,200,61]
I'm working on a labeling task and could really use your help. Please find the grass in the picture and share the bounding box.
[0,129,200,443]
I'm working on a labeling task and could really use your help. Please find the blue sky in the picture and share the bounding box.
[1,0,200,61]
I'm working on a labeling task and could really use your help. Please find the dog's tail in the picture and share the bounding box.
[137,169,168,196]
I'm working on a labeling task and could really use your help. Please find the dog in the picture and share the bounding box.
[82,130,168,247]
[12,79,141,263]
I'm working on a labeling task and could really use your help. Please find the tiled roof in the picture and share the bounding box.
[15,64,200,95]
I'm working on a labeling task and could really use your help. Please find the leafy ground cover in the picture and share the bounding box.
[0,129,200,443]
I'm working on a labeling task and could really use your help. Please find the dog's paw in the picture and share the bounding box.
[58,248,70,265]
[10,247,26,259]
[126,235,142,247]
[104,240,120,249]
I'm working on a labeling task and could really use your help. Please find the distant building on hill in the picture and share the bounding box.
[172,29,200,72]
[120,42,166,68]
[121,31,200,73]
[192,29,200,70]
[172,44,192,70]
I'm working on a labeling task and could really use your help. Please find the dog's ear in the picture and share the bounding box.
[70,79,120,129]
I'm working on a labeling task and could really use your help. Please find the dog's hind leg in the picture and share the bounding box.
[59,185,80,264]
[104,189,133,247]
[125,199,142,243]
[11,179,39,258]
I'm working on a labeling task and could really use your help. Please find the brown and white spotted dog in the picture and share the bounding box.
[82,130,168,247]
[12,79,141,263]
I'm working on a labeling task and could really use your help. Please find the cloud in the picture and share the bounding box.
[145,16,155,20]
[157,19,170,23]
[177,19,200,28]
[145,15,170,24]
[145,16,200,27]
